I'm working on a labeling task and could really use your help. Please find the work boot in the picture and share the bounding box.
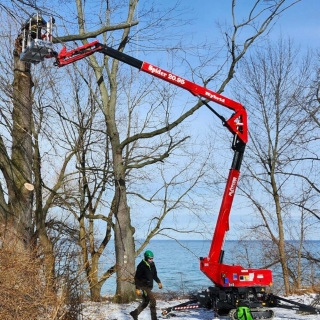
[150,309,158,320]
[130,310,138,320]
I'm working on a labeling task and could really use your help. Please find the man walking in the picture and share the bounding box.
[130,250,163,320]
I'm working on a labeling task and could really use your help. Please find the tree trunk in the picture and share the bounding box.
[278,229,290,294]
[110,131,136,303]
[113,171,136,303]
[6,45,34,249]
[33,119,56,290]
[272,178,290,295]
[89,254,104,302]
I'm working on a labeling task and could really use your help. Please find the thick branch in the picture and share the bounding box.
[120,101,202,150]
[53,21,138,44]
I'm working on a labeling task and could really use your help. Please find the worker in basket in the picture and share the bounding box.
[22,14,47,39]
[130,250,163,320]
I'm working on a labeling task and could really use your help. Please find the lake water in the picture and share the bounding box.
[101,240,320,296]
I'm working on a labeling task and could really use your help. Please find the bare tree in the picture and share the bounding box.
[233,37,319,294]
[0,16,34,250]
[53,65,114,301]
[71,0,302,301]
[0,0,304,303]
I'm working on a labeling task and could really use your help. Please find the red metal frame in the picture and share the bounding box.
[55,41,247,143]
[55,40,102,66]
[140,62,248,144]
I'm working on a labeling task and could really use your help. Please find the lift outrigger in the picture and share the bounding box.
[18,14,320,319]
[161,293,320,319]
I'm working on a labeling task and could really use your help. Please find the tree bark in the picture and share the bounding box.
[112,156,136,303]
[5,46,34,249]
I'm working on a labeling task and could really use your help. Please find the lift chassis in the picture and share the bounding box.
[161,291,320,319]
[18,17,320,319]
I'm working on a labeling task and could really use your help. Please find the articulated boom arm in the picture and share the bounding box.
[54,41,272,288]
[55,41,248,144]
[140,62,248,143]
[54,41,272,287]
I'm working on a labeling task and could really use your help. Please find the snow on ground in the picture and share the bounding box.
[82,294,320,320]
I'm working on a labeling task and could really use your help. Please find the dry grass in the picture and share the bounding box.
[154,289,195,301]
[0,243,83,320]
[291,285,320,295]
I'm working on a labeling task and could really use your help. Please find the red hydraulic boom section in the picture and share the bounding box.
[55,41,247,144]
[55,40,272,289]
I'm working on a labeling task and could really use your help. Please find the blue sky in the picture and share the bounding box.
[39,0,320,241]
[274,0,320,48]
[146,0,319,51]
[133,0,320,241]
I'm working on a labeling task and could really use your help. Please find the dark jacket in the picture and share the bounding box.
[134,259,161,289]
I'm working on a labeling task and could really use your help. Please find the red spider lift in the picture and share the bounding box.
[18,16,320,319]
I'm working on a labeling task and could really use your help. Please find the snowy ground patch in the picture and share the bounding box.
[81,294,320,319]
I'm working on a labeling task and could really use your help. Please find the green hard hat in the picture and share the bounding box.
[144,250,154,259]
